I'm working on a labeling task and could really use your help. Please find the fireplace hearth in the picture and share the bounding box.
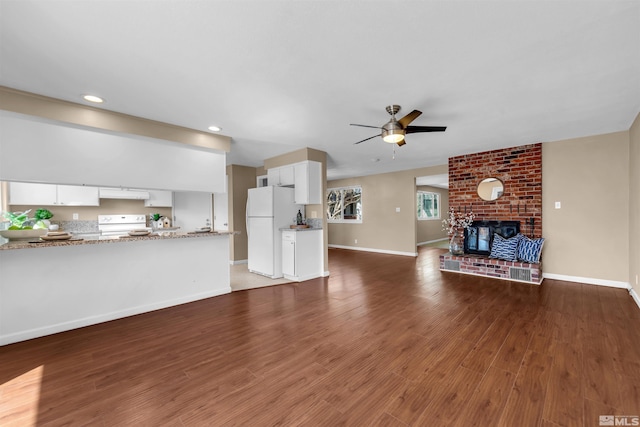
[464,220,521,256]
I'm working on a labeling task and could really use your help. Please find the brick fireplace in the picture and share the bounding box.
[440,143,543,284]
[448,143,542,239]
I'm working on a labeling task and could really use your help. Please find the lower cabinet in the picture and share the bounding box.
[281,229,323,282]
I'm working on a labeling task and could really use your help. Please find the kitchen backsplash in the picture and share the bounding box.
[306,218,322,229]
[55,220,99,234]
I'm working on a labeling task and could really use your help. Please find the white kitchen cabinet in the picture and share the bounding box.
[267,168,278,186]
[282,232,296,277]
[281,229,323,282]
[294,161,322,204]
[9,182,57,205]
[144,190,173,207]
[267,165,294,186]
[57,185,99,206]
[9,182,99,206]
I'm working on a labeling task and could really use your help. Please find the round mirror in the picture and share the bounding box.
[477,178,504,201]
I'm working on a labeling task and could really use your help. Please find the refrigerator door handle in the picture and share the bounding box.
[245,197,249,238]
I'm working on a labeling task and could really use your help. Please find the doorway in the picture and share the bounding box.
[415,174,450,248]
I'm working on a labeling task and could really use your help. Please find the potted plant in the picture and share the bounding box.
[0,209,48,240]
[151,213,162,229]
[34,208,54,227]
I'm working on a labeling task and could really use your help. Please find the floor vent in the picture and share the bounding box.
[444,260,460,271]
[510,267,531,282]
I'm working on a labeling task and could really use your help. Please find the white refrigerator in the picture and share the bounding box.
[246,186,303,278]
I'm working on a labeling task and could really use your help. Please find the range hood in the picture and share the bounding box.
[99,187,150,200]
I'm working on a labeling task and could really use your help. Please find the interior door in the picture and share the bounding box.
[173,191,212,231]
[213,175,228,231]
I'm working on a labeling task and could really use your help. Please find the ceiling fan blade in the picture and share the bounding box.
[354,134,380,145]
[398,110,422,128]
[405,125,447,134]
[396,139,407,147]
[350,123,383,129]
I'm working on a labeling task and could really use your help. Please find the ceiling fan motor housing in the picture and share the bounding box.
[382,119,405,143]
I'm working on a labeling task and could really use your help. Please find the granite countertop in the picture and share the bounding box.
[0,230,237,251]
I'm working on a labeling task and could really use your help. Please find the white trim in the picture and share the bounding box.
[284,273,324,282]
[329,244,418,257]
[629,288,640,310]
[230,259,248,265]
[323,270,330,277]
[417,237,448,246]
[441,268,542,285]
[327,185,363,223]
[542,273,630,289]
[0,288,231,346]
[416,190,441,220]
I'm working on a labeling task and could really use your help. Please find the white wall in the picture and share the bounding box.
[0,235,231,345]
[0,111,225,193]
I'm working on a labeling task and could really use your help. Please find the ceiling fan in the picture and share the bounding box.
[351,105,446,146]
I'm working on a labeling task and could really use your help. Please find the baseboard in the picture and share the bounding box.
[328,244,418,257]
[542,273,630,289]
[417,238,448,246]
[630,288,640,310]
[0,288,231,346]
[283,273,324,282]
[230,259,248,265]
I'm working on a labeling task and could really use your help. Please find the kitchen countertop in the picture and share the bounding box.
[279,227,322,232]
[0,230,237,251]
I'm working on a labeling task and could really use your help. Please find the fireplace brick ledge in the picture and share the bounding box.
[439,253,543,285]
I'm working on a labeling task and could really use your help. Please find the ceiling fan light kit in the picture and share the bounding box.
[351,104,446,147]
[382,119,405,143]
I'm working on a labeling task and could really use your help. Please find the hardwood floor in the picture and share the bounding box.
[1,247,639,426]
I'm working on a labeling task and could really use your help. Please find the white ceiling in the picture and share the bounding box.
[1,1,638,181]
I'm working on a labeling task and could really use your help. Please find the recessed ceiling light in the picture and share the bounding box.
[83,94,104,103]
[208,125,222,132]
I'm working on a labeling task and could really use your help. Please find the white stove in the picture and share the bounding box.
[98,214,150,236]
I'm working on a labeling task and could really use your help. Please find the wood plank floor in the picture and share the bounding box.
[1,247,639,426]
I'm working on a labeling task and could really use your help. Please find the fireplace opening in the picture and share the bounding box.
[464,220,520,256]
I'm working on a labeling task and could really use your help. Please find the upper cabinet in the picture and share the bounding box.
[9,182,57,205]
[267,161,322,205]
[294,161,322,205]
[267,165,295,187]
[9,182,99,206]
[144,190,173,207]
[57,185,100,206]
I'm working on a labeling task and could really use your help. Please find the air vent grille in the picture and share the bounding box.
[510,267,531,282]
[444,260,460,271]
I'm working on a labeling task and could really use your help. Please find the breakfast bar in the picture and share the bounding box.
[0,232,234,345]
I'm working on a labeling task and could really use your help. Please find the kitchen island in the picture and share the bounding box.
[0,231,234,345]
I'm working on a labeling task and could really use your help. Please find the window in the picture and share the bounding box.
[327,186,362,223]
[417,191,440,220]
